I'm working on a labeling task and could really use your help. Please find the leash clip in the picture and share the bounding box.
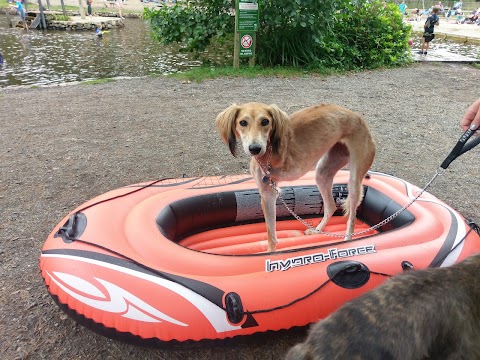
[440,128,480,170]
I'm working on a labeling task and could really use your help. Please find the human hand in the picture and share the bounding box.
[460,98,480,132]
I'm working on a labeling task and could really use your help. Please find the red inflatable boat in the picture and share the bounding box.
[40,170,480,345]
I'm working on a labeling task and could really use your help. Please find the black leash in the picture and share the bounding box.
[440,128,480,170]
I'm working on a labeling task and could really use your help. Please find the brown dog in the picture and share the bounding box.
[285,253,480,360]
[215,102,376,252]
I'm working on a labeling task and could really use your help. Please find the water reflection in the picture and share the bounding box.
[0,16,205,87]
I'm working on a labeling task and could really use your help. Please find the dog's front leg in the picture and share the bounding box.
[261,185,278,252]
[252,166,278,252]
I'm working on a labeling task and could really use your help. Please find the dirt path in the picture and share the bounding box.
[1,62,479,359]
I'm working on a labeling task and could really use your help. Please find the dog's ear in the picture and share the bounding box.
[268,104,289,154]
[215,104,239,157]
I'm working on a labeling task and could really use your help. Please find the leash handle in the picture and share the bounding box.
[440,128,480,170]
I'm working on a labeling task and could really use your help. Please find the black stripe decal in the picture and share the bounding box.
[428,209,458,268]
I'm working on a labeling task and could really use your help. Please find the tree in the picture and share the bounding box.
[144,0,411,70]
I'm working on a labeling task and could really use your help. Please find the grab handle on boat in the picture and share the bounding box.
[440,128,480,170]
[327,261,370,289]
[54,212,87,243]
[225,292,244,324]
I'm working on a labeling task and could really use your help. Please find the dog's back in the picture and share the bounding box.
[286,253,480,360]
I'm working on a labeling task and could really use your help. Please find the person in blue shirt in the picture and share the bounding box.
[10,0,28,30]
[398,1,407,15]
[418,6,440,55]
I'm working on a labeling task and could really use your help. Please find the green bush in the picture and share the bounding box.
[144,0,411,70]
[328,1,412,69]
[144,0,233,53]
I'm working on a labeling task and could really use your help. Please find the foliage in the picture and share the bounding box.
[144,0,234,53]
[145,0,412,70]
[326,1,412,69]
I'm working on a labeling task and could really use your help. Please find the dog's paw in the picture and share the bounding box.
[304,228,319,236]
[267,244,277,252]
[267,239,278,252]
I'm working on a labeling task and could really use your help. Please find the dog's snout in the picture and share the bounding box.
[249,144,262,155]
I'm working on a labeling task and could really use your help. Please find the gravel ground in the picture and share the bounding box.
[1,62,479,360]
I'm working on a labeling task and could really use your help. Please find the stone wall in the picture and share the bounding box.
[47,18,124,30]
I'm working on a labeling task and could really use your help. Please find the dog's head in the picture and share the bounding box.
[215,102,289,157]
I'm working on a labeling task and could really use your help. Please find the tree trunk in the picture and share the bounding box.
[38,0,47,29]
[78,0,86,19]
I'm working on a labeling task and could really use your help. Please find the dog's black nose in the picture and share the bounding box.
[249,144,262,155]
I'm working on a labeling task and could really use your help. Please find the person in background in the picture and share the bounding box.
[447,1,463,17]
[418,6,440,55]
[398,0,407,15]
[10,0,28,30]
[116,0,125,20]
[461,98,480,133]
[437,2,445,15]
[86,0,93,16]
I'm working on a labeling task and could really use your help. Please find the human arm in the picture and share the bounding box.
[461,98,480,131]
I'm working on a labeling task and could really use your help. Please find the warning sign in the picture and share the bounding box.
[239,32,255,58]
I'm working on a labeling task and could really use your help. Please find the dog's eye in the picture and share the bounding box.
[239,120,248,127]
[261,118,270,126]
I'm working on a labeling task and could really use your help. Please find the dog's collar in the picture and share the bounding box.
[255,145,274,184]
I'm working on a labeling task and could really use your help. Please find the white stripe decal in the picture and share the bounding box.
[404,181,465,267]
[42,254,241,333]
[47,271,187,325]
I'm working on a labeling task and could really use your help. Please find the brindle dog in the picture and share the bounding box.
[286,253,480,360]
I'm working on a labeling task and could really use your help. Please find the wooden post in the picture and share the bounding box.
[78,0,86,19]
[60,0,67,17]
[38,0,47,29]
[248,32,256,67]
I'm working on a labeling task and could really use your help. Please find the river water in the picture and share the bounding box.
[0,14,479,88]
[0,16,205,87]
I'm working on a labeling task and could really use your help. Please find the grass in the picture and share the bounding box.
[81,78,116,85]
[0,0,11,8]
[167,65,340,83]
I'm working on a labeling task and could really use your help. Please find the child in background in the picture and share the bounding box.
[10,0,29,30]
[418,6,440,55]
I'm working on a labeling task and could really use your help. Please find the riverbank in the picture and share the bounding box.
[1,62,479,359]
[408,16,480,44]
